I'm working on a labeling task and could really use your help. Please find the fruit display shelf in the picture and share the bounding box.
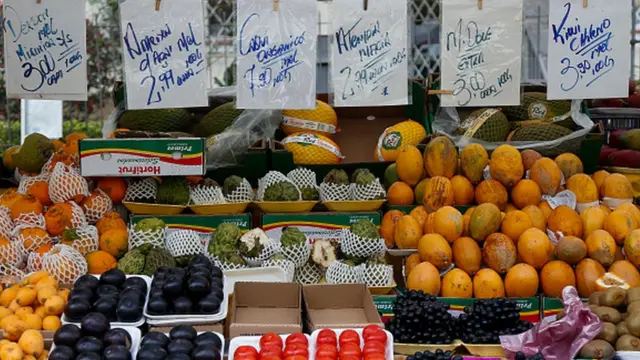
[49,324,141,360]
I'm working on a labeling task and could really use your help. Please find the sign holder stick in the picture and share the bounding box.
[363,0,369,10]
[478,0,482,9]
[274,0,278,11]
[155,0,161,11]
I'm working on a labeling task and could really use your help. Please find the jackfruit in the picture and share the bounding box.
[13,133,54,173]
[117,108,192,133]
[156,177,190,205]
[194,102,244,137]
[501,92,571,121]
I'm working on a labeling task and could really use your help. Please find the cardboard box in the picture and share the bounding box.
[262,212,381,243]
[303,284,383,331]
[79,138,206,177]
[229,282,302,338]
[150,323,225,335]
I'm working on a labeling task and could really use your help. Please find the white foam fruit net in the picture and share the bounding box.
[0,264,25,287]
[12,225,52,253]
[212,257,248,271]
[70,201,88,228]
[190,185,227,205]
[294,261,323,284]
[42,244,87,284]
[263,258,295,282]
[13,212,45,228]
[351,179,386,201]
[83,189,113,224]
[281,242,312,267]
[242,239,282,267]
[26,252,45,273]
[166,230,204,258]
[287,168,319,197]
[124,178,158,202]
[17,174,50,195]
[362,264,394,287]
[128,225,167,250]
[341,229,386,258]
[49,162,90,204]
[0,208,14,240]
[319,183,351,202]
[326,261,365,284]
[0,239,25,268]
[257,171,301,201]
[64,226,99,256]
[225,178,255,203]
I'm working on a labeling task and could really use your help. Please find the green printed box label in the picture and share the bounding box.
[542,297,587,322]
[262,212,381,243]
[131,215,251,233]
[80,139,205,177]
[372,295,395,324]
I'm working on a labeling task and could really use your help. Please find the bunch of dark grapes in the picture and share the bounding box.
[454,298,533,344]
[406,349,462,360]
[385,290,456,344]
[515,351,545,360]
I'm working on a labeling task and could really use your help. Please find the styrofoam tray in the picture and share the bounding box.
[229,334,313,360]
[62,275,152,327]
[136,331,224,357]
[143,274,229,325]
[51,326,141,358]
[617,351,640,360]
[224,267,287,293]
[310,328,394,360]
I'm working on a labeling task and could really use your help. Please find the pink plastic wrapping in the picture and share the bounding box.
[500,286,602,360]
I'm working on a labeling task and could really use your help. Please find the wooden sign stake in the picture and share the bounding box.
[155,0,161,11]
[36,0,41,3]
[274,0,279,11]
[583,0,587,7]
[428,90,454,95]
[363,0,368,11]
[478,0,483,9]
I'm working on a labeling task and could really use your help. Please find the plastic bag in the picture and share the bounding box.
[500,286,602,360]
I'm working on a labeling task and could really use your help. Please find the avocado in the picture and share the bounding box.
[96,284,120,298]
[77,352,102,360]
[123,277,148,293]
[116,296,143,322]
[69,288,95,303]
[187,276,210,297]
[93,297,118,321]
[147,297,169,315]
[172,297,193,314]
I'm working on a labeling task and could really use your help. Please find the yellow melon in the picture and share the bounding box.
[554,153,584,180]
[517,228,553,269]
[375,120,428,162]
[451,175,474,206]
[282,133,343,164]
[414,178,429,205]
[424,136,458,179]
[460,144,489,184]
[511,179,542,209]
[441,269,473,298]
[406,262,441,295]
[615,203,640,226]
[380,210,404,249]
[422,177,454,213]
[409,206,429,230]
[604,210,638,244]
[530,158,563,196]
[432,206,464,243]
[395,145,424,186]
[489,145,524,188]
[475,179,508,210]
[580,206,606,237]
[281,101,338,136]
[423,213,436,234]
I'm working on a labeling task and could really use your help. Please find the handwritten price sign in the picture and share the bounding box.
[440,0,523,107]
[236,0,317,109]
[330,0,408,107]
[547,0,631,100]
[120,0,208,110]
[3,0,87,100]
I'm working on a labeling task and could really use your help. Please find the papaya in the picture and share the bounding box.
[475,180,508,210]
[517,228,553,269]
[530,157,563,196]
[394,215,422,249]
[422,177,454,213]
[482,233,517,274]
[396,145,424,186]
[380,210,404,248]
[424,136,457,179]
[489,145,524,188]
[460,144,489,184]
[452,237,482,276]
[469,203,502,242]
[555,153,584,180]
[575,258,606,298]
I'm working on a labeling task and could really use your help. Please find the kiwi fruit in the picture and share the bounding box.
[589,304,599,311]
[601,287,627,308]
[618,321,630,336]
[628,300,640,314]
[617,334,640,351]
[623,312,630,321]
[596,322,618,344]
[590,291,603,305]
[593,306,622,324]
[626,312,640,337]
[578,339,615,359]
[627,288,640,304]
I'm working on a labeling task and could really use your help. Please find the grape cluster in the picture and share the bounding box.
[515,352,545,360]
[385,290,456,344]
[455,298,533,344]
[406,350,461,360]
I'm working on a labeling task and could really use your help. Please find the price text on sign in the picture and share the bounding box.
[3,0,87,100]
[330,0,409,107]
[236,0,318,109]
[439,0,523,107]
[120,0,208,110]
[547,0,631,100]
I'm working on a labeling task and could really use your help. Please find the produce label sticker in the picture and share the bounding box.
[119,0,208,110]
[329,0,408,107]
[439,0,523,107]
[547,0,632,100]
[79,138,205,177]
[236,0,317,109]
[3,0,88,100]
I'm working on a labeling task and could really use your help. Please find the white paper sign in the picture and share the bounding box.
[547,0,632,100]
[3,0,87,100]
[440,0,523,107]
[120,0,208,110]
[330,0,408,107]
[236,0,317,109]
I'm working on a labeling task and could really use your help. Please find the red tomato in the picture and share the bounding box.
[339,330,361,347]
[316,357,336,360]
[261,356,282,360]
[364,354,386,360]
[284,356,308,360]
[362,341,385,357]
[362,325,382,340]
[317,336,337,347]
[235,346,259,358]
[363,329,387,345]
[339,343,361,359]
[236,356,258,360]
[260,344,283,358]
[283,344,309,358]
[316,344,338,359]
[261,333,284,349]
[318,329,337,340]
[285,333,308,347]
[339,354,361,360]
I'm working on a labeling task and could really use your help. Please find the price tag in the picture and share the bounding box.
[547,0,632,100]
[440,0,523,107]
[3,0,88,100]
[120,0,208,109]
[330,0,409,107]
[236,0,317,109]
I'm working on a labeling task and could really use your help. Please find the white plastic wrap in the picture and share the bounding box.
[49,162,90,204]
[341,229,386,258]
[287,168,319,200]
[0,239,25,268]
[17,174,50,196]
[12,224,51,254]
[329,0,411,107]
[542,190,577,210]
[0,264,24,286]
[62,226,99,256]
[326,261,364,284]
[26,252,45,273]
[13,212,45,228]
[257,171,302,201]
